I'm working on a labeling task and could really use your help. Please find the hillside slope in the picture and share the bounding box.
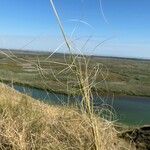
[0,83,133,150]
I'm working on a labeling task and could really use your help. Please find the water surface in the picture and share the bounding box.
[13,84,150,126]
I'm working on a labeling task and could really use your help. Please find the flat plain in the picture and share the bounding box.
[0,49,150,97]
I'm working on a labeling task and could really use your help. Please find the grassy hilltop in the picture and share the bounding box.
[0,83,134,150]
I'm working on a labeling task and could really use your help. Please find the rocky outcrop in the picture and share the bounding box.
[120,125,150,150]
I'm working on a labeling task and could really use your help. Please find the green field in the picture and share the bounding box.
[0,49,150,97]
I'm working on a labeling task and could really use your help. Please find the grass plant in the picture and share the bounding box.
[0,1,138,149]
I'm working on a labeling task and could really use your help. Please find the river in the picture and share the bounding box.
[12,84,150,126]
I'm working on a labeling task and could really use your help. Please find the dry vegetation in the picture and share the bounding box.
[0,83,134,150]
[0,1,142,149]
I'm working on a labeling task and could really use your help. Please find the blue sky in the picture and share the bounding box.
[0,0,150,58]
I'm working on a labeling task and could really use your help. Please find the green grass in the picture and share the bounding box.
[0,50,150,96]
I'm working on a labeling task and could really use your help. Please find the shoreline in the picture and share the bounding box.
[2,81,150,127]
[1,79,150,98]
